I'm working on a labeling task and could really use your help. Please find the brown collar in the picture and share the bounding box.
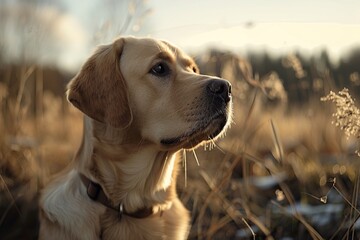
[79,173,156,219]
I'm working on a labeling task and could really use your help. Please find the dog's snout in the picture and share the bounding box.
[207,79,232,103]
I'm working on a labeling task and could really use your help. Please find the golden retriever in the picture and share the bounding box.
[39,36,232,240]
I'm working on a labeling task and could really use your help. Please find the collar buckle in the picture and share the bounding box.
[118,203,124,220]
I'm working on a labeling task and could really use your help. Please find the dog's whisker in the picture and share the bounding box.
[211,138,217,150]
[183,149,187,188]
[159,152,169,181]
[192,149,200,166]
[208,137,226,154]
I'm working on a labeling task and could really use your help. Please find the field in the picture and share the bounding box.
[1,48,360,240]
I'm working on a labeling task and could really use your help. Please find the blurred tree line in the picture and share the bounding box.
[196,47,360,107]
[247,48,360,104]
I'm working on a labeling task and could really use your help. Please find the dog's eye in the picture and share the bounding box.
[192,66,198,73]
[150,62,170,77]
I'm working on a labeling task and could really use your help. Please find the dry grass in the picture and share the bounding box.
[0,72,81,239]
[1,54,360,240]
[322,88,360,156]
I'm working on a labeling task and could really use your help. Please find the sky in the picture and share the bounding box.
[1,0,360,71]
[148,0,360,57]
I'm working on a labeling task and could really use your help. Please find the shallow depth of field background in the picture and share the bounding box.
[1,1,360,239]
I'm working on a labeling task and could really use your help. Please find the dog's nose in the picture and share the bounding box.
[207,79,232,103]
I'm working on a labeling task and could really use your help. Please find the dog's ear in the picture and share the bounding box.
[67,38,132,128]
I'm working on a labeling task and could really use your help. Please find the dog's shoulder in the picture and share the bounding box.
[40,170,105,239]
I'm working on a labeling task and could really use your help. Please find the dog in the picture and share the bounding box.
[39,36,232,240]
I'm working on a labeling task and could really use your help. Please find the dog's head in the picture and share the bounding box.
[67,37,232,150]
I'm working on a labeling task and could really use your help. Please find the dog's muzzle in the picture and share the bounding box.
[160,78,232,147]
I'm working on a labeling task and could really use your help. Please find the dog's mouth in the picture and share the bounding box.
[160,108,231,149]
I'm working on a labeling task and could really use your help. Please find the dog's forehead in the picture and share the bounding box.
[123,37,192,63]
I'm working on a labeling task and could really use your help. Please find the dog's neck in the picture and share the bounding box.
[74,116,179,212]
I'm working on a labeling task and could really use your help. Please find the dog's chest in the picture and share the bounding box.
[100,212,166,240]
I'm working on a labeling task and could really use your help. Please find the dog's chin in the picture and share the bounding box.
[160,113,229,150]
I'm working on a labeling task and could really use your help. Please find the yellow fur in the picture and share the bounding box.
[39,36,232,239]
